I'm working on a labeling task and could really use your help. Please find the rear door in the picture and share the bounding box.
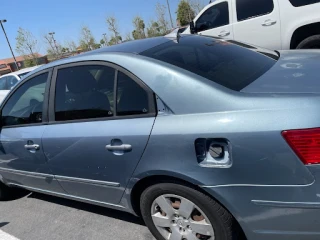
[196,1,234,39]
[232,0,281,50]
[42,62,156,205]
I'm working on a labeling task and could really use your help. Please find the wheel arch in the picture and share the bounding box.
[290,22,320,49]
[129,173,247,238]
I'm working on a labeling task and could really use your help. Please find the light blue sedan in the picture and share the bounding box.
[0,34,320,240]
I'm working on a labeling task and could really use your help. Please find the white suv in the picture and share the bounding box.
[184,0,320,50]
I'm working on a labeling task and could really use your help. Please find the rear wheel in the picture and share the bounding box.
[297,35,320,49]
[140,183,240,240]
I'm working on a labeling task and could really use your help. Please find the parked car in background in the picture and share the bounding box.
[2,34,320,240]
[0,66,41,102]
[185,0,320,50]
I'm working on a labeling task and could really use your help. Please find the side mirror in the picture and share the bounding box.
[190,21,197,34]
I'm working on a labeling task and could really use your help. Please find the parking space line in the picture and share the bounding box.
[0,230,19,240]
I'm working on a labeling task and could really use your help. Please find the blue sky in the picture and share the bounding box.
[0,0,205,59]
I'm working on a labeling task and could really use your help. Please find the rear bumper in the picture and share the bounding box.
[202,166,320,240]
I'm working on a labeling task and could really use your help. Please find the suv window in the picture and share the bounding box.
[141,35,276,91]
[289,0,320,7]
[6,76,18,90]
[55,65,115,121]
[236,0,274,21]
[117,72,149,116]
[0,77,7,90]
[195,2,229,32]
[2,73,48,127]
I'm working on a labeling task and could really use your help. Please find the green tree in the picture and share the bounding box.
[15,27,39,66]
[108,36,122,46]
[100,39,106,46]
[155,2,169,33]
[125,32,133,41]
[132,16,146,40]
[65,40,77,52]
[147,21,163,37]
[177,0,195,26]
[106,16,121,45]
[79,26,97,51]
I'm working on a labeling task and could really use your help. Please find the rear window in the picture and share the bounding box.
[236,0,274,21]
[289,0,320,7]
[141,35,276,91]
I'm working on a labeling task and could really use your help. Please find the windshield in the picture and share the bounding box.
[18,71,31,79]
[141,35,277,91]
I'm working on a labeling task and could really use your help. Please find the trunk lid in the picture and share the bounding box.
[242,50,320,94]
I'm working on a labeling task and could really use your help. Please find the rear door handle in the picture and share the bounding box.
[106,144,132,152]
[24,144,40,151]
[218,31,230,37]
[262,19,277,26]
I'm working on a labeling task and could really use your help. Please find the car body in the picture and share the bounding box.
[0,66,41,102]
[184,0,320,50]
[0,35,320,240]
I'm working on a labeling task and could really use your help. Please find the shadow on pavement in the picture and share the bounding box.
[4,189,30,201]
[0,222,9,228]
[28,192,145,226]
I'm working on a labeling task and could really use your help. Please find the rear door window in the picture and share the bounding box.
[289,0,320,7]
[236,0,274,21]
[116,72,150,116]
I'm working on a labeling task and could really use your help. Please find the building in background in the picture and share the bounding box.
[0,54,48,76]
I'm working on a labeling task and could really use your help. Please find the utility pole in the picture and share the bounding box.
[0,19,19,70]
[49,32,59,57]
[166,0,174,29]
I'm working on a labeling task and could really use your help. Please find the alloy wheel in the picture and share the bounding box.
[151,194,215,240]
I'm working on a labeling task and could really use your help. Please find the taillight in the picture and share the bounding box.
[282,128,320,165]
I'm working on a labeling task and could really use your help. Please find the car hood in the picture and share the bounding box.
[241,50,320,93]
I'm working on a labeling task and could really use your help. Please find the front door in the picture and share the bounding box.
[0,71,63,192]
[196,1,234,39]
[42,63,156,204]
[232,0,281,50]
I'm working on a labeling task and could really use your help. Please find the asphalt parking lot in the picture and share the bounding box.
[0,192,155,240]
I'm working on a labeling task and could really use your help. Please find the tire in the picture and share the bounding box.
[296,35,320,49]
[140,183,240,240]
[0,181,12,200]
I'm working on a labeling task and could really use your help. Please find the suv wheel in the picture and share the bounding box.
[297,35,320,49]
[140,183,240,240]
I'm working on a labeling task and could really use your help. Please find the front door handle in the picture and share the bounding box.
[106,144,132,152]
[218,31,230,37]
[24,144,40,151]
[262,19,277,26]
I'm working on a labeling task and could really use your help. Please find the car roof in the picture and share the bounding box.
[34,36,175,72]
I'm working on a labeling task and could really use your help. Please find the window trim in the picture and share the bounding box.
[0,69,53,129]
[48,61,156,125]
[236,0,274,22]
[195,1,230,32]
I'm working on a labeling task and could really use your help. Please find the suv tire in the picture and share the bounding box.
[297,35,320,49]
